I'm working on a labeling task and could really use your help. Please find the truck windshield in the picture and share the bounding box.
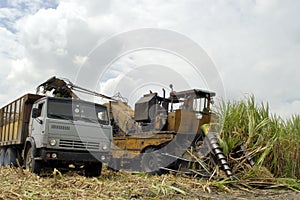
[47,99,109,125]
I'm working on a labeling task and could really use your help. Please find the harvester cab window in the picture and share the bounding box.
[175,99,184,110]
[177,96,208,112]
[183,96,193,110]
[193,98,207,112]
[177,96,192,110]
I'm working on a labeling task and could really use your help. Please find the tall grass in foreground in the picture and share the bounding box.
[214,96,300,179]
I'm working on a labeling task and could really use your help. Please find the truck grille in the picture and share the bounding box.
[59,139,100,151]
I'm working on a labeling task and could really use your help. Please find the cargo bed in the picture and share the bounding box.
[0,94,42,146]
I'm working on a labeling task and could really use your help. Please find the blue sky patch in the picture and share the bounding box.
[0,0,59,33]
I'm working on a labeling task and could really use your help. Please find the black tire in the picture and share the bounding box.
[4,148,17,167]
[141,147,163,175]
[25,146,41,174]
[85,163,102,177]
[0,148,6,166]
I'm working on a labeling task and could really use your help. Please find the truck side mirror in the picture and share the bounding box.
[32,108,38,118]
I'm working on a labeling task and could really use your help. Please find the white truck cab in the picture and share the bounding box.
[26,96,112,176]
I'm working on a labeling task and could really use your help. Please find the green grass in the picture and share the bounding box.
[214,95,300,179]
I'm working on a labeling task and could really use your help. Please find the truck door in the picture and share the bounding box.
[30,102,46,148]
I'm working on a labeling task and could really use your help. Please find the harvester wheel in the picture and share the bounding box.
[141,147,163,175]
[25,146,41,174]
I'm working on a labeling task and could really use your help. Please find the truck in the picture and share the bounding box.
[0,93,112,177]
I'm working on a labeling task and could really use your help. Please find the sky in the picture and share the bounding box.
[0,0,300,118]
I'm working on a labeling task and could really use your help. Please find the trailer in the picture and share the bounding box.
[0,93,112,177]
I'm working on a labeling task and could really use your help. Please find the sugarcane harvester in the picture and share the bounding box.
[108,87,232,177]
[37,77,233,177]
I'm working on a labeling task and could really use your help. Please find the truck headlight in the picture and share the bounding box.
[102,143,108,150]
[49,139,57,146]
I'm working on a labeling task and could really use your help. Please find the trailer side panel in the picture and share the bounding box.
[0,94,42,146]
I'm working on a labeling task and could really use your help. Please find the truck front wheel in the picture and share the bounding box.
[25,146,41,174]
[84,163,102,177]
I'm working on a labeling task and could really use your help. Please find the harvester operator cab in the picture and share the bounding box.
[133,88,215,133]
[167,89,215,134]
[170,89,215,113]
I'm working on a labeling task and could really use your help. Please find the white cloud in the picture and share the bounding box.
[0,0,299,118]
[0,7,23,22]
[72,55,88,66]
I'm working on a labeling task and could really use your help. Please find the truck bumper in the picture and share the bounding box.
[37,148,111,164]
